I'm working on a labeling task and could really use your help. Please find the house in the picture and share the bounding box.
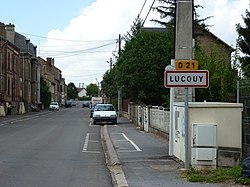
[0,23,41,113]
[77,87,87,97]
[195,26,234,64]
[0,22,66,114]
[37,57,65,106]
[0,35,21,114]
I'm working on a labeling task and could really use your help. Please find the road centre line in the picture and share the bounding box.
[121,133,142,151]
[82,133,100,153]
[82,133,90,152]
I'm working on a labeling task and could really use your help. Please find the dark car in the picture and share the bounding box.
[65,100,72,107]
[82,101,90,108]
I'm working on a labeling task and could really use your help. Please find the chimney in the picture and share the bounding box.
[0,22,6,37]
[5,23,15,43]
[47,57,54,66]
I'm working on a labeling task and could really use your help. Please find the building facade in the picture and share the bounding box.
[0,22,65,115]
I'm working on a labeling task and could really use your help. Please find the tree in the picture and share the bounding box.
[152,0,212,30]
[195,45,238,102]
[86,83,99,97]
[236,8,250,78]
[116,30,174,106]
[40,77,51,108]
[153,0,238,102]
[124,16,144,41]
[67,82,78,100]
[101,68,117,101]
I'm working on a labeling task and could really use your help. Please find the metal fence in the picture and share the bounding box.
[239,79,250,158]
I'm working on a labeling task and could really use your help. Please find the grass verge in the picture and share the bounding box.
[181,166,250,185]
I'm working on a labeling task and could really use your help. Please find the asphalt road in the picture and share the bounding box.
[0,107,113,187]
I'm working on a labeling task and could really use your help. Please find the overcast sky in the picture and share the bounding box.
[0,0,249,87]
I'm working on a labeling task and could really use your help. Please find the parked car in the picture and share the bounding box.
[71,101,77,106]
[90,103,99,118]
[92,104,117,125]
[82,101,89,108]
[49,101,59,111]
[65,100,72,107]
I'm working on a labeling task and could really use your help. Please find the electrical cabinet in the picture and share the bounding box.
[191,123,217,169]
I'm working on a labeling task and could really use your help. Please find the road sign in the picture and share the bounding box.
[164,70,209,88]
[175,60,198,70]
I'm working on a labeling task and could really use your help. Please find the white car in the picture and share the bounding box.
[49,101,59,111]
[92,104,117,125]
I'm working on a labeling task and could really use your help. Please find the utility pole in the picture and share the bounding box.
[117,34,122,116]
[107,57,112,72]
[172,0,194,169]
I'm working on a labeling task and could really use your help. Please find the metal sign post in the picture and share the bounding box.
[164,61,209,169]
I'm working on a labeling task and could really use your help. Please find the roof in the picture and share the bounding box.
[140,27,168,33]
[15,32,37,58]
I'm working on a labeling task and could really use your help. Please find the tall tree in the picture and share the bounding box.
[40,77,51,108]
[101,68,117,100]
[116,30,174,106]
[195,45,238,102]
[67,82,78,100]
[152,0,212,30]
[236,8,250,78]
[86,83,99,97]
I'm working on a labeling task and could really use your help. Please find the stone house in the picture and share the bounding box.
[37,57,64,105]
[195,26,234,65]
[14,31,40,112]
[0,35,21,114]
[0,22,66,114]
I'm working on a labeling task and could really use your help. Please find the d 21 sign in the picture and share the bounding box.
[164,70,209,88]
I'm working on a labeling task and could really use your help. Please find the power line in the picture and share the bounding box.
[20,32,117,43]
[138,0,148,18]
[40,41,116,58]
[142,0,156,26]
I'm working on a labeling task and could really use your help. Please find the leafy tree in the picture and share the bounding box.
[236,8,250,78]
[195,45,238,102]
[153,0,212,30]
[101,68,117,101]
[67,82,78,100]
[40,77,51,108]
[86,83,99,97]
[116,30,174,106]
[124,16,144,41]
[153,0,238,102]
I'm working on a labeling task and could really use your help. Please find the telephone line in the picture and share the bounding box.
[20,32,117,43]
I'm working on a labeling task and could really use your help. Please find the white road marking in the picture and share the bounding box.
[121,133,142,152]
[82,133,90,152]
[118,150,140,153]
[82,150,100,153]
[82,133,100,153]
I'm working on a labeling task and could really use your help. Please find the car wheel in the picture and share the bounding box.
[93,120,96,125]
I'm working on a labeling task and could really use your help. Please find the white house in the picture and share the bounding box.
[77,88,87,97]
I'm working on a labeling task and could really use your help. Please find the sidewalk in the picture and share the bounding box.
[103,117,234,187]
[0,112,240,187]
[0,110,51,125]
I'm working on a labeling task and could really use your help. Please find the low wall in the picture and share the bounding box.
[0,106,5,116]
[127,103,170,139]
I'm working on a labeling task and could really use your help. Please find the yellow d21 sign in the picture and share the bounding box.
[175,60,198,70]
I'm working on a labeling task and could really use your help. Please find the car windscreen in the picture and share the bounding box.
[95,105,114,111]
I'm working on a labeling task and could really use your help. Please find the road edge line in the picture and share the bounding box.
[101,125,129,187]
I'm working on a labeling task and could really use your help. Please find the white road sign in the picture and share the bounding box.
[164,70,209,88]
